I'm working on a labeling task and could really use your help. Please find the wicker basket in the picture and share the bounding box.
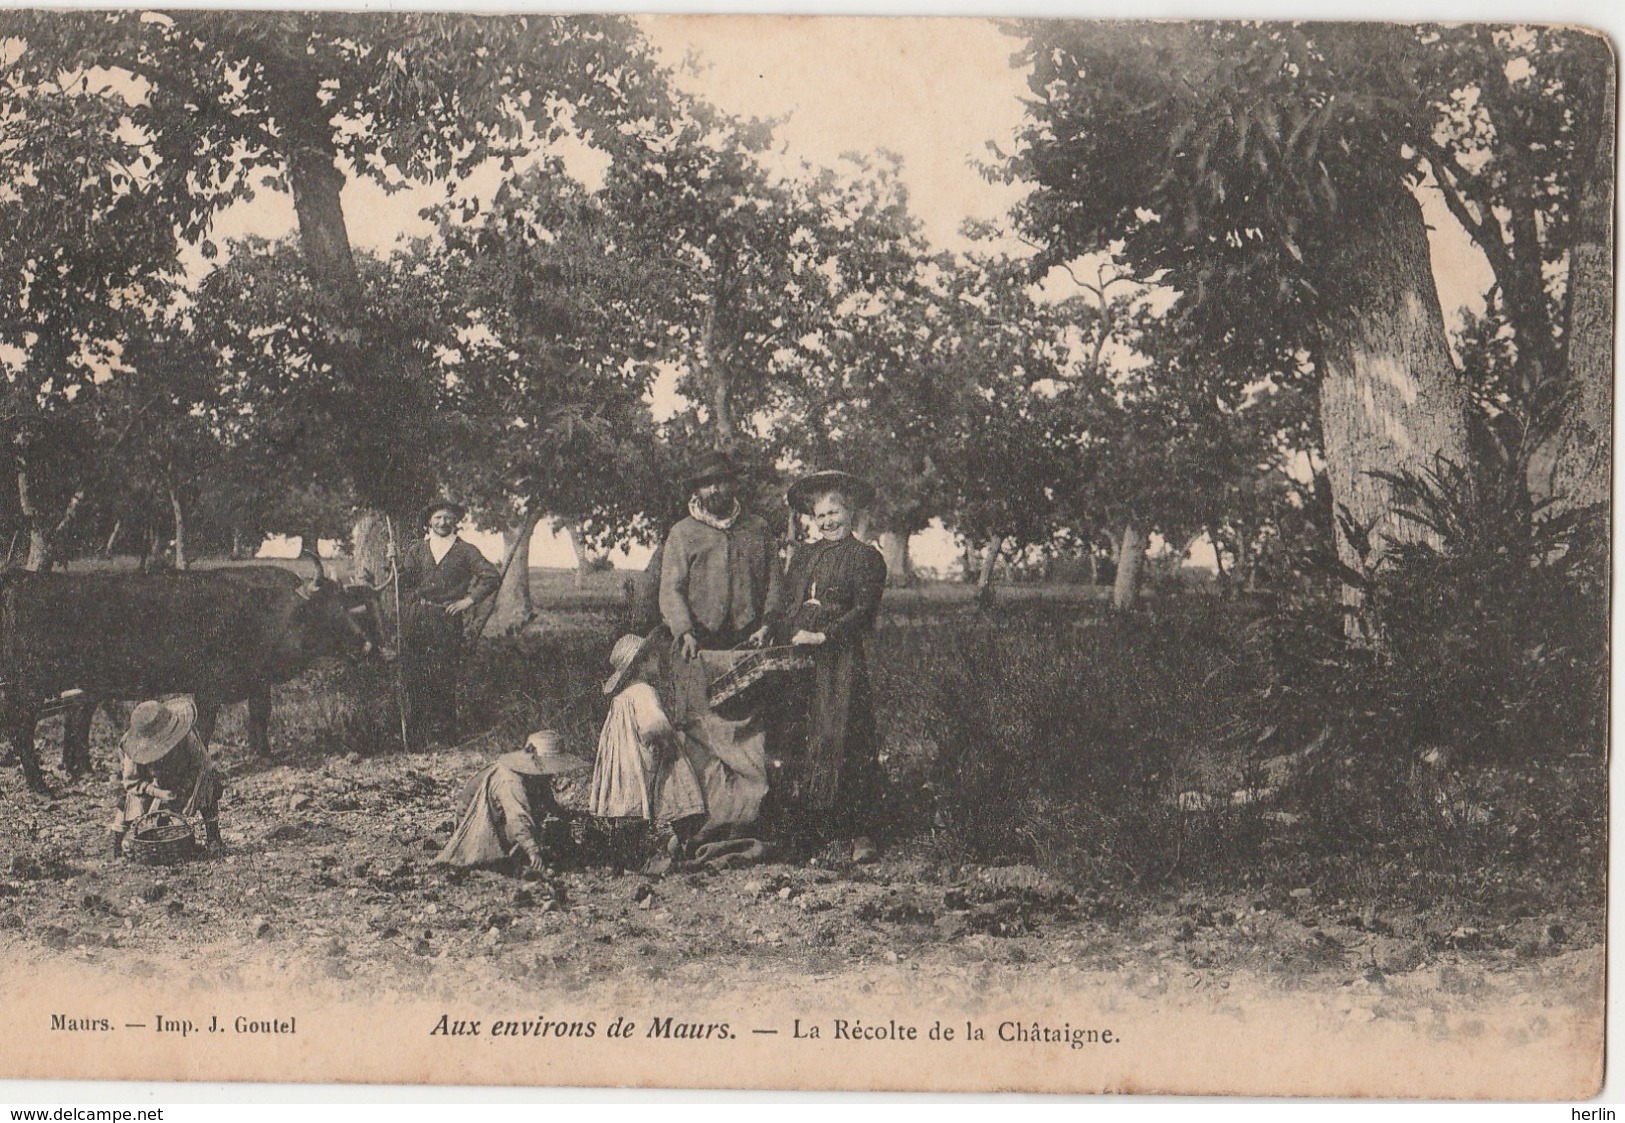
[706,646,814,708]
[127,810,198,866]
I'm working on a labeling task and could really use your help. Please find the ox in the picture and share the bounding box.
[1,556,382,793]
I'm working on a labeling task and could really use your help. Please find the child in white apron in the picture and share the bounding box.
[590,633,706,866]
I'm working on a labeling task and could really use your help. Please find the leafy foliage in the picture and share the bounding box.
[420,156,669,543]
[0,12,669,231]
[1003,22,1415,365]
[766,154,949,542]
[881,606,1256,885]
[1248,440,1607,772]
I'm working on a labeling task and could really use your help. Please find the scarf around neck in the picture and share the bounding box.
[427,533,457,563]
[689,495,741,531]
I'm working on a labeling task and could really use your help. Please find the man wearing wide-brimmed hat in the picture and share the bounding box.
[393,499,501,748]
[656,450,782,841]
[109,697,224,858]
[435,730,591,870]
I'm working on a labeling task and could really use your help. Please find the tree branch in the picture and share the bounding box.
[1416,138,1514,282]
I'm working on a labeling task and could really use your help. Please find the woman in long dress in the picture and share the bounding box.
[769,470,888,863]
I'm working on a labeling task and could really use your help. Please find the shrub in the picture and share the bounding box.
[1248,452,1607,771]
[875,605,1263,887]
[1227,438,1609,904]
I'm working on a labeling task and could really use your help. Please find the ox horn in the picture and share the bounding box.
[299,542,328,587]
[349,566,395,593]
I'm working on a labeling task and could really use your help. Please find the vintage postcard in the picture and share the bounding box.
[0,11,1611,1099]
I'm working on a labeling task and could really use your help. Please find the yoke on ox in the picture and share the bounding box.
[0,556,382,794]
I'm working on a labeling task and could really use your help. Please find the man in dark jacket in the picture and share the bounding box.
[394,500,500,747]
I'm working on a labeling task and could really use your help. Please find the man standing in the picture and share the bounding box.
[659,451,781,841]
[395,500,500,748]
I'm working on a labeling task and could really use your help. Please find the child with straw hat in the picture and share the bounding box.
[109,697,224,858]
[590,632,706,867]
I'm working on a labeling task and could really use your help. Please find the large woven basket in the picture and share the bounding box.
[127,810,198,866]
[706,646,813,708]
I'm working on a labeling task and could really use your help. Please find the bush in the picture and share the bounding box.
[241,630,613,763]
[873,605,1263,887]
[869,485,1606,910]
[1247,454,1607,771]
[1219,446,1610,906]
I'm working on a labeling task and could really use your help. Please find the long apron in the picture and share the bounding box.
[670,648,769,841]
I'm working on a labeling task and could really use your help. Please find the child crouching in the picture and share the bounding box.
[110,697,223,858]
[435,729,590,872]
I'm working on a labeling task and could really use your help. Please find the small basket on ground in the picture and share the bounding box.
[127,810,198,866]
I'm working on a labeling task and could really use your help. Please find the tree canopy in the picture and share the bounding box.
[0,15,1608,617]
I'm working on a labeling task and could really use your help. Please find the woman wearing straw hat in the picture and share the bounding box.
[109,697,224,858]
[435,730,590,870]
[590,633,707,867]
[769,470,889,864]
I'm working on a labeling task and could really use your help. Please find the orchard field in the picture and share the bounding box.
[0,16,1611,1093]
[0,573,1604,1092]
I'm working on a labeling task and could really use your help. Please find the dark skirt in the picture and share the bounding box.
[403,603,467,740]
[800,642,882,833]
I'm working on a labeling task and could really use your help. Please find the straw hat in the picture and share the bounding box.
[787,470,876,516]
[121,697,198,765]
[602,631,660,695]
[498,729,590,777]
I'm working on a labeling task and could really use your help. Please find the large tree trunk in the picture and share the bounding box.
[563,519,591,591]
[1532,88,1614,514]
[16,465,50,571]
[485,510,540,637]
[277,62,430,578]
[351,511,395,590]
[24,528,48,571]
[168,484,188,571]
[141,526,163,574]
[1112,523,1146,612]
[1234,525,1258,592]
[698,303,737,451]
[878,530,912,586]
[1316,191,1472,587]
[1208,529,1227,590]
[272,55,363,310]
[976,534,1004,608]
[288,142,361,306]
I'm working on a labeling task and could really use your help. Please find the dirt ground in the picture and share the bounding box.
[0,584,1607,1094]
[0,699,1605,1097]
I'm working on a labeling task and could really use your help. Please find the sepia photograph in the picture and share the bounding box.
[0,7,1613,1101]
